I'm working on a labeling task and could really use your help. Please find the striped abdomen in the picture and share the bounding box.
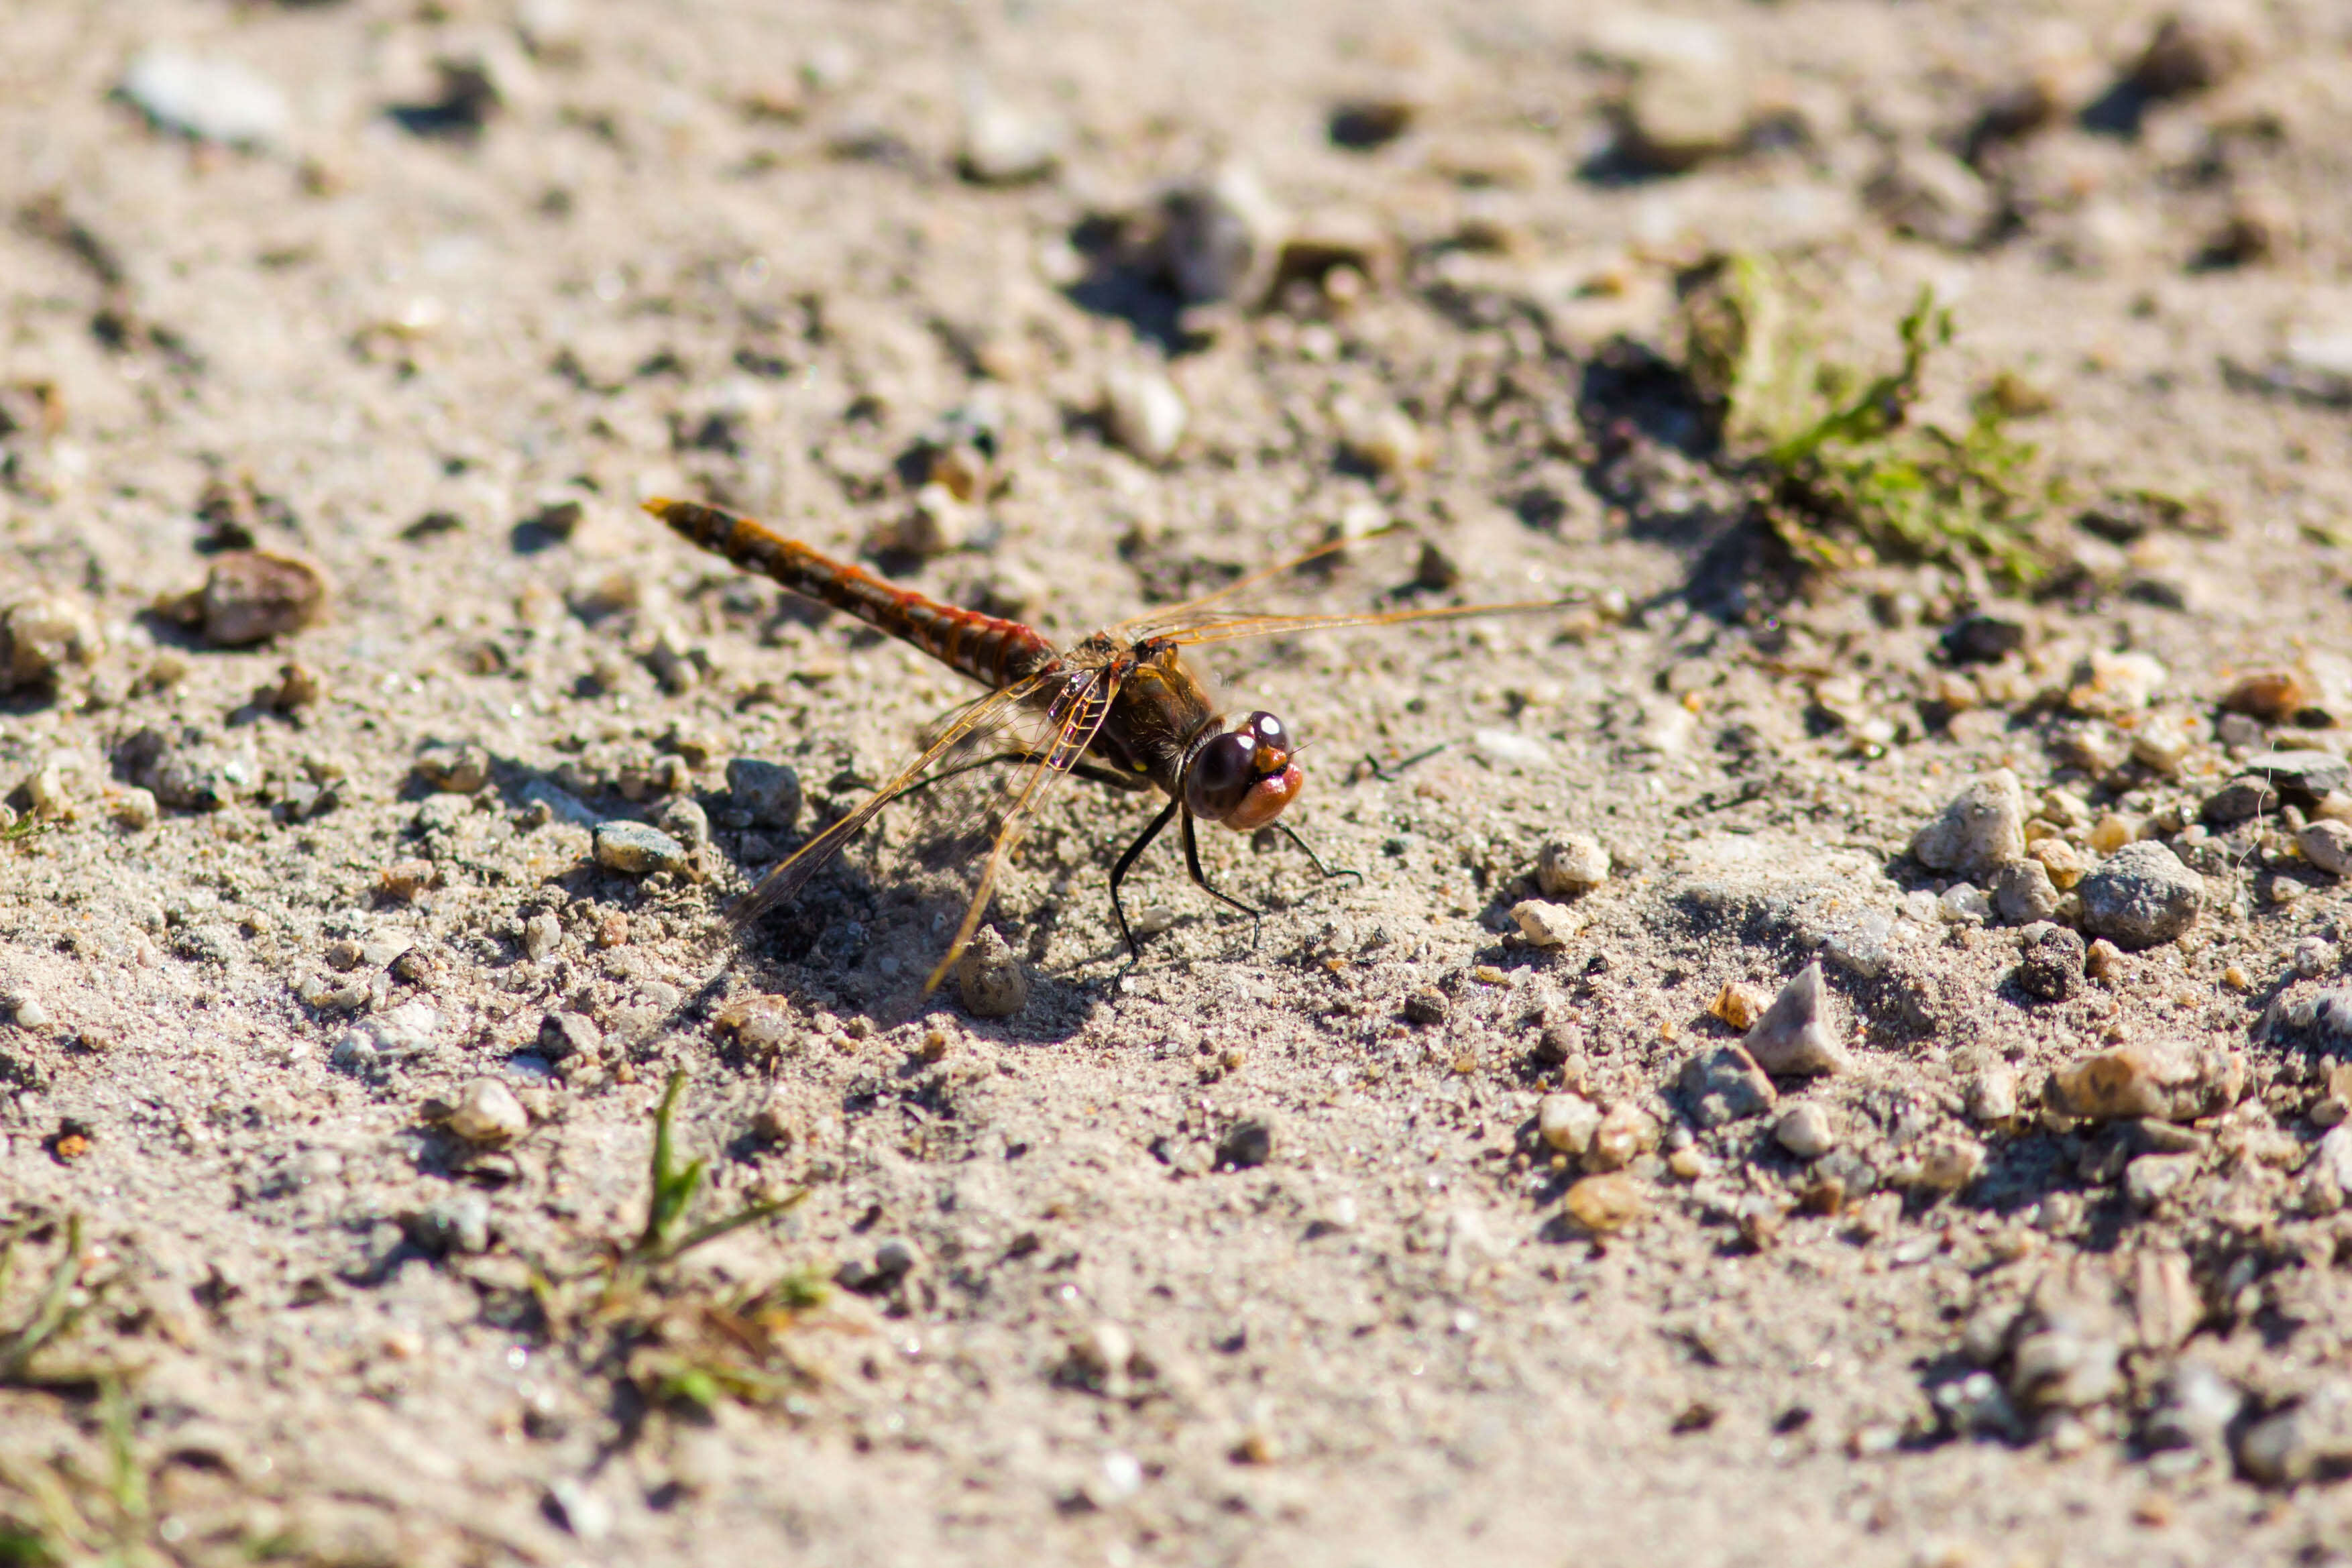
[649,498,1057,690]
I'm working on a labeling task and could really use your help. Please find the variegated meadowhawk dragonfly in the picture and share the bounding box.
[649,498,1553,991]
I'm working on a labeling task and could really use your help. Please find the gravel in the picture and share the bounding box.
[1742,963,1851,1076]
[2013,923,2088,1001]
[1773,1101,1837,1160]
[2076,841,2202,949]
[1911,770,2027,879]
[1678,1045,1776,1127]
[956,928,1029,1018]
[447,1078,530,1143]
[1535,834,1611,896]
[594,822,691,876]
[2304,820,2352,877]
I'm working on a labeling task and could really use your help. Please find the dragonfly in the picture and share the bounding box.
[648,497,1553,992]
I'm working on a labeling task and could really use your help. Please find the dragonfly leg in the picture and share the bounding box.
[1181,808,1266,950]
[1109,797,1182,958]
[1272,822,1364,887]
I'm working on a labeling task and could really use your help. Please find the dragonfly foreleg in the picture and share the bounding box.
[1270,822,1364,887]
[1180,808,1266,952]
[1109,797,1182,959]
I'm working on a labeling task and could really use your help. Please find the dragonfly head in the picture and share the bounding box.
[1184,711,1303,831]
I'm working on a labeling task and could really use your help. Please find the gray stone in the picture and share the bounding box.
[1678,1044,1777,1127]
[119,46,291,148]
[1991,858,2061,923]
[448,1077,529,1143]
[2265,987,2352,1049]
[2202,775,2279,824]
[1742,962,1851,1076]
[2239,750,2348,805]
[2077,841,2202,948]
[957,82,1062,185]
[724,759,801,830]
[119,725,255,812]
[192,551,327,647]
[1620,50,1750,172]
[594,821,689,876]
[2125,1152,2199,1209]
[1159,164,1286,306]
[1868,141,1997,248]
[1911,769,2027,879]
[2302,820,2352,877]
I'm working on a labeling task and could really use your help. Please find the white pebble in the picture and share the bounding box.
[448,1077,529,1143]
[1103,368,1187,465]
[1510,899,1583,948]
[1773,1101,1837,1160]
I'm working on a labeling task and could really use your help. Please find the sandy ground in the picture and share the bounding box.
[4,0,2352,1563]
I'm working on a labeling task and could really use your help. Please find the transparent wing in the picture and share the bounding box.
[725,674,1054,936]
[922,659,1125,991]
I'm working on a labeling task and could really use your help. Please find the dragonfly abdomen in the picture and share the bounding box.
[649,498,1056,689]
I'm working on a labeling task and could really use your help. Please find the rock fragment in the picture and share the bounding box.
[956,928,1028,1018]
[2239,750,2347,806]
[1536,1093,1601,1156]
[119,47,291,148]
[414,742,491,794]
[1742,963,1850,1076]
[2046,1039,2243,1123]
[1773,1101,1836,1160]
[1911,770,2027,879]
[594,822,689,877]
[1103,368,1187,465]
[0,587,101,692]
[724,759,801,830]
[2304,821,2352,877]
[447,1077,529,1143]
[1536,834,1610,897]
[1563,1173,1644,1233]
[1509,899,1582,948]
[1991,858,2061,923]
[183,552,328,647]
[1678,1045,1776,1128]
[1217,1117,1276,1170]
[2013,923,2087,1001]
[2076,841,2201,948]
[1158,165,1285,306]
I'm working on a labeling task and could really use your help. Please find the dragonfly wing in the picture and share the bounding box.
[726,675,1052,936]
[1156,600,1564,649]
[923,661,1125,992]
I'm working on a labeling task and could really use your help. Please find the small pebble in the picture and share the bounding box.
[1536,834,1610,897]
[447,1077,529,1143]
[1867,141,1996,247]
[1968,1068,2019,1123]
[1774,1101,1837,1160]
[2125,1152,2198,1209]
[2294,936,2339,978]
[1564,1172,1646,1233]
[380,858,435,901]
[593,821,689,877]
[188,551,328,647]
[1679,1044,1776,1128]
[2015,923,2088,1002]
[2201,775,2278,825]
[2068,650,2167,716]
[1509,898,1582,948]
[2076,841,2202,949]
[538,1010,602,1061]
[956,81,1062,186]
[119,46,290,147]
[0,588,101,692]
[1103,368,1187,465]
[1992,858,2062,926]
[1403,987,1449,1026]
[2027,838,2086,889]
[1341,407,1431,477]
[408,1190,493,1256]
[414,742,491,794]
[2301,820,2352,877]
[2046,1039,2243,1123]
[1584,1102,1659,1172]
[1619,46,1750,172]
[5,990,52,1031]
[2223,670,2306,722]
[655,796,710,849]
[522,912,562,962]
[1707,981,1766,1031]
[111,787,159,830]
[2240,750,2349,805]
[724,759,801,830]
[1911,770,2027,879]
[751,1086,801,1145]
[1159,164,1286,306]
[1536,1092,1601,1155]
[2089,814,2139,854]
[1938,882,1992,925]
[1915,1138,1986,1194]
[956,928,1028,1019]
[1217,1117,1276,1170]
[1742,962,1852,1076]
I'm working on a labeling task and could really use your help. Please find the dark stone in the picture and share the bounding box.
[1217,1117,1276,1170]
[1942,614,2027,665]
[2015,922,2086,1002]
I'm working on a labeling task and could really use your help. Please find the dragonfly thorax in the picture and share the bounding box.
[1184,710,1303,831]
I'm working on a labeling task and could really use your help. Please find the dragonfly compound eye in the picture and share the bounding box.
[1184,730,1258,820]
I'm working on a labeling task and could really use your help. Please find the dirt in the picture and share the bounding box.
[3,1,2352,1563]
